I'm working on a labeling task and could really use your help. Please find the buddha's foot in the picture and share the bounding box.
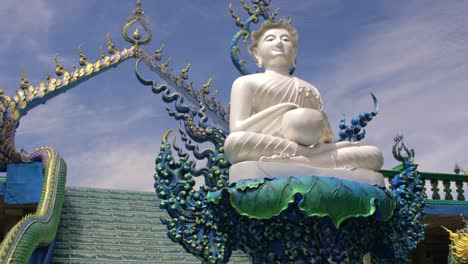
[259,153,337,169]
[260,142,383,171]
[229,160,386,186]
[260,153,309,163]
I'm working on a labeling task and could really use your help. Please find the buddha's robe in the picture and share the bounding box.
[224,73,383,171]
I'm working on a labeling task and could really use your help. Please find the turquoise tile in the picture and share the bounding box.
[52,250,70,259]
[70,244,96,251]
[55,187,241,263]
[95,253,123,260]
[69,251,98,259]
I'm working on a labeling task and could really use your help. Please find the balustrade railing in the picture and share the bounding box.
[381,168,468,203]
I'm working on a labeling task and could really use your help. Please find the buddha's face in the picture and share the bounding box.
[254,28,296,69]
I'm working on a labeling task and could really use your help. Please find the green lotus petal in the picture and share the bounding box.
[207,176,395,228]
[233,178,265,191]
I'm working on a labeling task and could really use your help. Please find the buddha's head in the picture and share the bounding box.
[248,19,298,70]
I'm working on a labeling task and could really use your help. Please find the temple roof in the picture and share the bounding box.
[53,187,249,263]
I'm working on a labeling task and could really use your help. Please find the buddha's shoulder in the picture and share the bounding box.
[232,73,270,87]
[293,76,321,94]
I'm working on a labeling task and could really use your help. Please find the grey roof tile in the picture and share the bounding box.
[53,187,250,263]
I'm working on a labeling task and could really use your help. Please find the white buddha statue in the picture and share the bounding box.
[225,19,385,186]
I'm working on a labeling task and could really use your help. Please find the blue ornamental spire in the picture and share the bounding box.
[229,0,279,75]
[338,93,379,142]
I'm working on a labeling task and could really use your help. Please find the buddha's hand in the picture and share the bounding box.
[274,102,300,111]
[251,102,299,121]
[319,111,335,143]
[282,108,324,146]
[230,102,300,133]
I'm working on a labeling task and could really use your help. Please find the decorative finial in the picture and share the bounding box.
[455,161,461,175]
[133,28,141,40]
[45,69,51,81]
[20,68,30,90]
[133,0,144,16]
[78,45,91,66]
[187,81,195,94]
[54,53,65,76]
[160,57,171,71]
[460,165,468,175]
[122,0,152,46]
[105,33,117,54]
[180,62,191,80]
[210,90,218,101]
[78,45,86,61]
[154,42,165,61]
[392,134,415,163]
[202,77,213,94]
[99,46,106,58]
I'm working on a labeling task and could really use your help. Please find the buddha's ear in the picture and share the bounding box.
[248,45,263,67]
[292,47,298,59]
[251,47,263,67]
[252,47,260,64]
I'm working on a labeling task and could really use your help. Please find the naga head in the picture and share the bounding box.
[443,225,468,263]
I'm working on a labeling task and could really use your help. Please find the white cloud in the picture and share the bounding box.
[313,1,468,173]
[0,0,54,50]
[17,93,160,139]
[65,138,159,191]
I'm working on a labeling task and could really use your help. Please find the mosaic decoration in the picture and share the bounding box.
[0,148,67,263]
[372,135,426,263]
[152,124,425,263]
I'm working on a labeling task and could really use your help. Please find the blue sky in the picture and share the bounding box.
[0,0,467,191]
